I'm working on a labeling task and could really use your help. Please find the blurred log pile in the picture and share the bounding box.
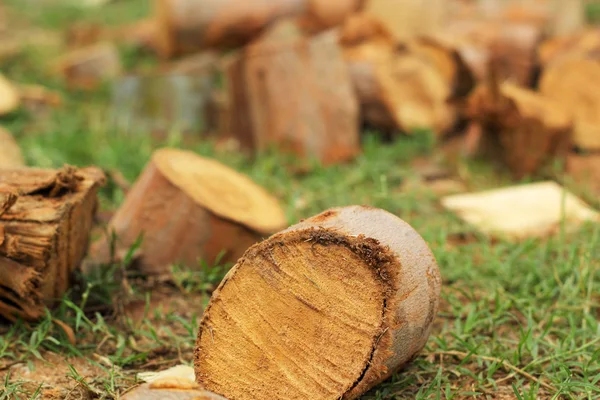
[5,0,597,177]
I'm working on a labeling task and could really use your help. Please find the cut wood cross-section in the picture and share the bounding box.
[226,20,360,165]
[0,166,105,321]
[90,148,287,275]
[195,205,441,400]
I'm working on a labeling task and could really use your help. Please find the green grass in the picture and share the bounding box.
[1,1,600,399]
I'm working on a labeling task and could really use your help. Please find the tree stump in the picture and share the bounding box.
[56,42,122,90]
[226,20,360,165]
[91,148,287,275]
[195,205,441,400]
[0,166,105,321]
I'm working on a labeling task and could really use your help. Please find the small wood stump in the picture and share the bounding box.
[91,148,287,275]
[195,205,441,400]
[0,166,105,321]
[226,20,360,165]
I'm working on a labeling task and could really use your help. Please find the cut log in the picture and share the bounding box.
[56,42,121,89]
[153,0,360,57]
[0,166,105,321]
[90,148,287,275]
[540,57,600,151]
[438,19,542,86]
[0,73,19,116]
[195,205,441,400]
[467,77,572,178]
[0,127,24,168]
[342,18,456,135]
[226,20,360,165]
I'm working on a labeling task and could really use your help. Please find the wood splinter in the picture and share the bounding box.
[195,205,441,400]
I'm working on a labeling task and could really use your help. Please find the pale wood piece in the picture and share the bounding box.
[226,20,360,165]
[0,166,105,321]
[441,181,600,240]
[0,73,19,116]
[195,205,441,400]
[90,148,287,275]
[0,127,25,168]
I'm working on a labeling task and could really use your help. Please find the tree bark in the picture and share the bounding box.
[90,148,287,275]
[0,166,105,321]
[195,205,441,400]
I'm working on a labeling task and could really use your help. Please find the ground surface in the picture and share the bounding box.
[1,1,599,399]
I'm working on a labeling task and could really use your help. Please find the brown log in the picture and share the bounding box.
[56,42,121,89]
[341,16,456,135]
[0,73,19,116]
[467,77,572,178]
[540,57,600,151]
[195,205,441,400]
[153,0,360,57]
[90,148,287,275]
[226,20,360,165]
[438,19,542,87]
[0,127,24,168]
[0,166,105,321]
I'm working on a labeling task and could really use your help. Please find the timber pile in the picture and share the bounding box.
[44,0,598,178]
[0,166,105,321]
[195,205,441,400]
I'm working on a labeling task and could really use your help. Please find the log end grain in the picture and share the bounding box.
[195,205,441,400]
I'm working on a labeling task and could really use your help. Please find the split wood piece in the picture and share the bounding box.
[0,166,105,321]
[466,79,572,179]
[195,205,441,400]
[0,73,19,115]
[540,57,600,151]
[226,20,360,165]
[439,19,542,86]
[406,38,476,101]
[153,0,360,57]
[90,148,287,275]
[441,181,600,240]
[0,127,24,168]
[56,42,121,90]
[343,26,455,135]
